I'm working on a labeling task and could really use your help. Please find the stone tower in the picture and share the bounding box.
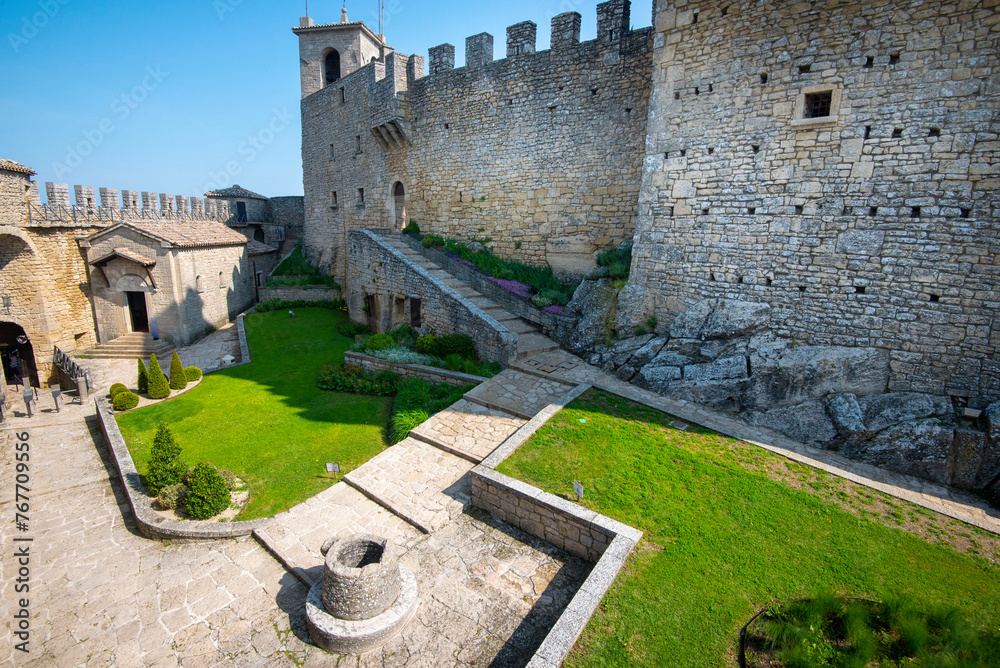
[293,9,391,99]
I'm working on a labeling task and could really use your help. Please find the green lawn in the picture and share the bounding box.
[497,390,1000,667]
[116,308,391,520]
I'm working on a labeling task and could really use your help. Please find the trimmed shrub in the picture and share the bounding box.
[388,324,417,348]
[317,364,399,395]
[145,423,187,494]
[137,358,149,394]
[185,463,231,519]
[169,351,188,391]
[403,220,420,234]
[367,333,394,351]
[109,383,129,398]
[113,390,140,411]
[157,483,188,510]
[217,468,239,491]
[147,354,171,400]
[184,366,202,381]
[338,321,370,338]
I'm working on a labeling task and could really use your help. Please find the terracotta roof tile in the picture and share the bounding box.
[0,159,35,175]
[204,184,267,200]
[117,220,249,248]
[246,240,278,256]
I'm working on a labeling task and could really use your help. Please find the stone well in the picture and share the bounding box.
[306,533,418,654]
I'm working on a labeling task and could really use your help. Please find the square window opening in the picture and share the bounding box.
[799,64,811,74]
[804,91,833,118]
[864,56,874,68]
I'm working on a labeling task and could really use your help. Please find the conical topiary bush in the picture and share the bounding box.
[169,351,188,391]
[147,353,171,399]
[137,358,149,394]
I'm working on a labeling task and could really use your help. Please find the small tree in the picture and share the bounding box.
[185,463,231,519]
[169,351,188,391]
[146,422,187,494]
[137,358,149,394]
[147,354,170,399]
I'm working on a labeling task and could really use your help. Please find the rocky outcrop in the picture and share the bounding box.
[564,278,619,354]
[669,299,770,340]
[744,401,839,446]
[746,344,890,410]
[844,419,956,485]
[568,296,999,499]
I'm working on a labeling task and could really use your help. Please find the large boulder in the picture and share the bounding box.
[844,419,955,485]
[660,378,752,413]
[745,345,890,410]
[858,392,952,433]
[823,393,869,441]
[743,401,839,446]
[950,428,989,489]
[682,356,748,381]
[635,363,683,392]
[564,278,618,353]
[669,299,770,341]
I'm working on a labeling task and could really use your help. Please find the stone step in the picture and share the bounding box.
[253,482,421,588]
[343,437,475,534]
[503,318,539,335]
[516,332,560,359]
[409,399,527,463]
[463,368,576,419]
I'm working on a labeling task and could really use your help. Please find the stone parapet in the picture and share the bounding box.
[468,381,643,668]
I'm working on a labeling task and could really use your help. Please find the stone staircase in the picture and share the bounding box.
[84,332,174,360]
[382,236,560,360]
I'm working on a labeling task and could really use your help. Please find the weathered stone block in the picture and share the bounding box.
[743,400,839,446]
[844,419,955,484]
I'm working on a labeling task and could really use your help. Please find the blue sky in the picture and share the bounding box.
[0,0,650,200]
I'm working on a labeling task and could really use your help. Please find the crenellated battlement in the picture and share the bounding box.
[26,181,230,227]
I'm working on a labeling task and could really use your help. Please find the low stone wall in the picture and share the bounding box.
[469,382,643,668]
[96,400,266,541]
[344,351,486,387]
[348,229,518,364]
[401,233,580,343]
[258,285,341,302]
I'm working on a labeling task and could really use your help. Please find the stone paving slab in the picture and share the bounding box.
[410,398,528,463]
[344,437,475,533]
[464,368,575,420]
[513,349,1000,535]
[253,481,422,587]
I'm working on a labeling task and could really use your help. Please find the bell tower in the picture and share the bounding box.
[293,6,391,99]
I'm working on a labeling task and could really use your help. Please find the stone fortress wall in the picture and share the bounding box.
[619,0,1000,405]
[299,0,653,280]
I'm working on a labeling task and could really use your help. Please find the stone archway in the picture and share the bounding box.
[392,182,406,230]
[0,321,39,389]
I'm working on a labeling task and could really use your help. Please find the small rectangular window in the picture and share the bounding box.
[330,191,338,206]
[804,91,833,118]
[355,136,362,153]
[357,188,365,204]
[340,87,346,103]
[329,143,336,159]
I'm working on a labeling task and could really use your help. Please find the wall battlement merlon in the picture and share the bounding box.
[33,182,228,224]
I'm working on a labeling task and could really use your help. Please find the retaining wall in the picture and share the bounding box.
[258,285,341,302]
[95,400,265,542]
[469,382,643,668]
[344,351,487,386]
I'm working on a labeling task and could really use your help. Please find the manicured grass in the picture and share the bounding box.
[497,390,1000,667]
[117,308,391,520]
